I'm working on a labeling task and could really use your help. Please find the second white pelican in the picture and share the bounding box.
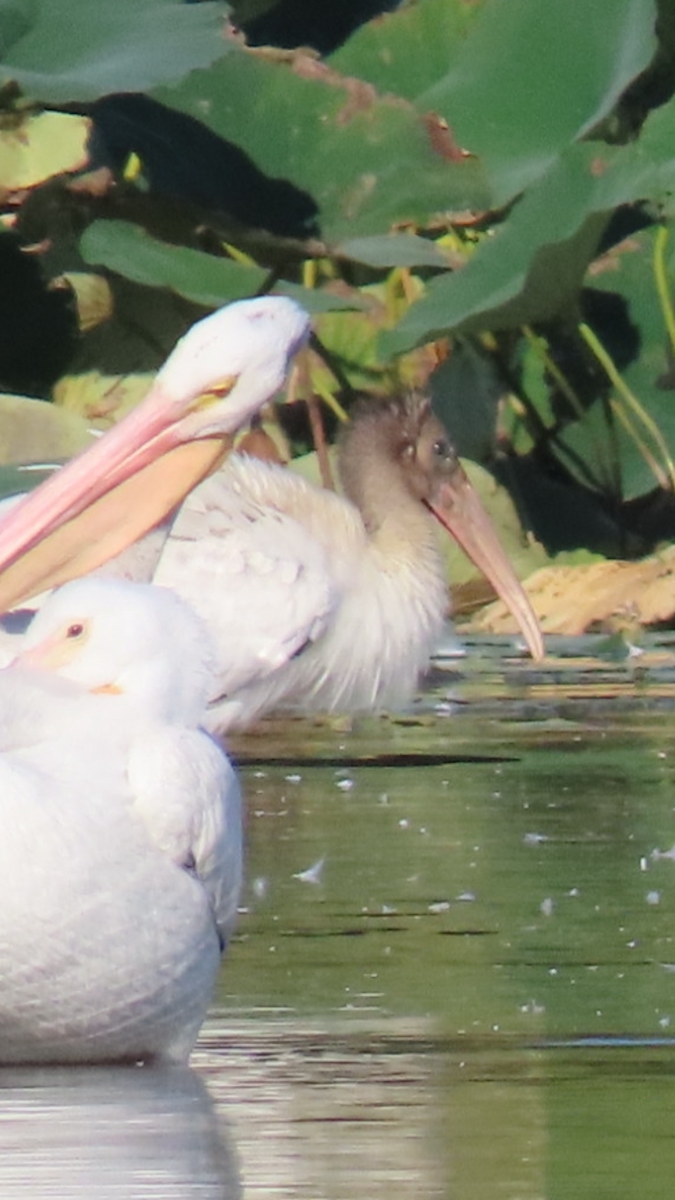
[0,577,242,1064]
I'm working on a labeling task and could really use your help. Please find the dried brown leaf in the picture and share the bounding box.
[469,550,675,636]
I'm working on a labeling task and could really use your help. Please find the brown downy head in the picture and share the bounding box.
[337,392,544,660]
[337,393,462,522]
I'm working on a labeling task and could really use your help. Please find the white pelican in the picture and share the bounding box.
[0,577,242,1064]
[0,297,543,730]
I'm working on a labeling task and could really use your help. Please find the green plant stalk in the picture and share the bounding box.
[653,224,675,359]
[522,325,586,421]
[520,325,614,493]
[608,397,669,491]
[578,321,675,492]
[313,377,349,424]
[221,241,257,268]
[385,267,420,322]
[488,332,550,445]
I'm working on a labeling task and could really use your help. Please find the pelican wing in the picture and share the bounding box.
[153,455,347,699]
[0,744,222,1063]
[127,727,243,947]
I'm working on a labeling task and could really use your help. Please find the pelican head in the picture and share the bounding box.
[155,295,310,438]
[11,578,217,726]
[0,296,311,611]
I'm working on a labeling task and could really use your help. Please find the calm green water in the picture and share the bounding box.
[211,636,675,1199]
[226,637,675,1040]
[3,635,675,1199]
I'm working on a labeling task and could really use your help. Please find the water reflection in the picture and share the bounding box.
[7,1028,675,1200]
[197,1019,448,1200]
[197,1022,675,1200]
[0,1064,240,1199]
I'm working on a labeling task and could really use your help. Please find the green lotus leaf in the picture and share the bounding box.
[0,0,228,104]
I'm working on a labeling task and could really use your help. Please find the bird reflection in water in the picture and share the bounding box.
[0,1065,241,1200]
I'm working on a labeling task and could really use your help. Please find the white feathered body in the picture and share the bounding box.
[0,583,242,1065]
[154,454,449,731]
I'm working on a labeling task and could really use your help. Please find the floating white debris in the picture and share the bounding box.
[252,876,269,899]
[431,628,466,658]
[428,901,450,914]
[293,856,326,885]
[540,897,554,917]
[336,778,354,792]
[524,832,548,845]
[652,843,675,862]
[646,890,661,905]
[520,999,545,1015]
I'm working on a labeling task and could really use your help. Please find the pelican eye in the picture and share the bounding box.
[66,622,85,640]
[194,375,237,408]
